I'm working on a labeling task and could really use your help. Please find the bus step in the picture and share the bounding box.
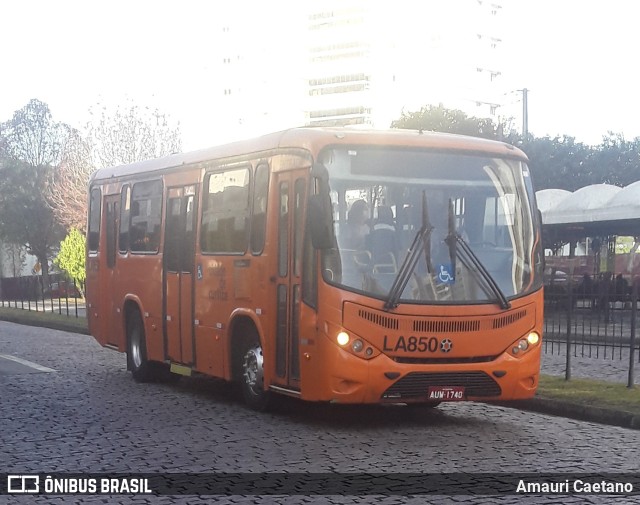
[169,363,193,376]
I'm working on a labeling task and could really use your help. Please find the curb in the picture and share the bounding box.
[501,398,640,431]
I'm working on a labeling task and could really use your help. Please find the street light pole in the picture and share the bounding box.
[522,87,529,138]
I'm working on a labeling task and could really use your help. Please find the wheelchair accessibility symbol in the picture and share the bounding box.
[437,264,455,284]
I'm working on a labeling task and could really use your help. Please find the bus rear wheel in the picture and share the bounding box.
[241,341,270,411]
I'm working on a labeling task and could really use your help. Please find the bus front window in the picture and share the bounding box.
[319,147,542,305]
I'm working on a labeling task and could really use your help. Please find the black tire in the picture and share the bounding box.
[240,340,270,411]
[126,310,155,382]
[126,309,180,383]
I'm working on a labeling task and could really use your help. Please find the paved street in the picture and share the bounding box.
[1,321,640,504]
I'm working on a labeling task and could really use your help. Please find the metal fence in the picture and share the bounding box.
[0,275,85,318]
[1,271,638,385]
[544,272,638,386]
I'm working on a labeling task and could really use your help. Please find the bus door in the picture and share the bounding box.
[163,185,197,365]
[273,170,307,390]
[103,194,119,347]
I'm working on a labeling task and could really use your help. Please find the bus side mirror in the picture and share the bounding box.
[308,194,333,250]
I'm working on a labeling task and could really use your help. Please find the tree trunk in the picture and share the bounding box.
[39,254,50,296]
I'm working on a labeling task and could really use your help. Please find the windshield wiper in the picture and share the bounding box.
[444,199,511,309]
[384,191,433,310]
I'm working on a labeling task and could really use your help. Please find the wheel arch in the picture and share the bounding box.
[227,310,264,384]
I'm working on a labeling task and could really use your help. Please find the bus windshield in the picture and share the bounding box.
[320,146,542,305]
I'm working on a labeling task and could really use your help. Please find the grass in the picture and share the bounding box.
[0,306,88,334]
[536,374,640,417]
[0,306,639,419]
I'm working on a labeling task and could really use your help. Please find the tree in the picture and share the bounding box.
[54,229,86,296]
[520,135,594,191]
[46,127,94,232]
[0,99,68,288]
[391,103,513,140]
[1,98,66,167]
[86,100,182,169]
[589,133,640,187]
[1,243,26,277]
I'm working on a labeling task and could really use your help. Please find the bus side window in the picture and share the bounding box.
[119,185,131,253]
[130,180,163,254]
[251,163,269,255]
[88,188,101,253]
[201,168,251,254]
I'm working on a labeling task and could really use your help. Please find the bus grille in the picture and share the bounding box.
[354,306,530,333]
[413,319,480,333]
[493,310,527,329]
[381,371,502,399]
[358,309,399,329]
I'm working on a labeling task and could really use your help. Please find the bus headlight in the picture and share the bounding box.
[337,331,350,346]
[527,332,540,346]
[327,324,380,360]
[509,331,540,357]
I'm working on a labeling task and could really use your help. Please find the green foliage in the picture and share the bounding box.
[1,98,66,166]
[0,157,64,267]
[0,99,69,285]
[391,104,640,192]
[54,229,86,287]
[390,103,511,140]
[521,133,640,191]
[520,135,594,191]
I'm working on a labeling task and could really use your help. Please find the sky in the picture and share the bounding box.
[2,0,640,150]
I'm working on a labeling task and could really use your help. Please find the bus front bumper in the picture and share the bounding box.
[304,342,541,404]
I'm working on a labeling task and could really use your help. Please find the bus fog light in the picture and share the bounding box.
[512,346,520,354]
[527,332,540,345]
[365,347,373,357]
[352,340,364,353]
[337,332,350,346]
[517,339,529,351]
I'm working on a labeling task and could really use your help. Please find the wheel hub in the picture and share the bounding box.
[242,345,264,396]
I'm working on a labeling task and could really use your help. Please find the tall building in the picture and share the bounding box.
[210,0,509,142]
[306,1,373,126]
[305,0,508,128]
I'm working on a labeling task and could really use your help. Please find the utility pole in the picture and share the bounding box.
[522,88,529,139]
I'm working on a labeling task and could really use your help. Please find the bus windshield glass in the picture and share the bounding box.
[319,146,541,305]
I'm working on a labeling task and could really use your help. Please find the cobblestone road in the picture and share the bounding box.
[1,321,640,504]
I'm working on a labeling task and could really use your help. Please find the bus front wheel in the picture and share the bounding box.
[241,341,270,411]
[126,310,155,382]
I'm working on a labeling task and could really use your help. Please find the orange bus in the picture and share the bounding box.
[86,127,543,409]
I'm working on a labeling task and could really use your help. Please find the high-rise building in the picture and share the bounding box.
[305,0,508,128]
[211,1,509,141]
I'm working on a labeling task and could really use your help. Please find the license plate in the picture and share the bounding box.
[427,386,465,401]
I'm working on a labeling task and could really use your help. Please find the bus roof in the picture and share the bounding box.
[90,127,528,183]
